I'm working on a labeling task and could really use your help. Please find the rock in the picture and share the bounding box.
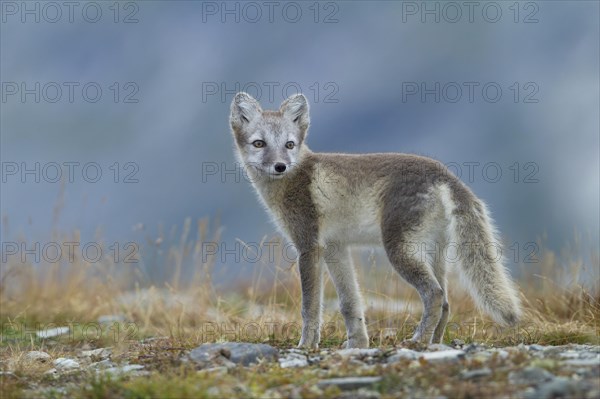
[317,376,382,391]
[463,343,487,353]
[53,358,80,370]
[189,342,278,368]
[386,348,420,362]
[336,348,381,359]
[102,364,145,377]
[427,344,454,351]
[579,351,600,359]
[88,359,115,370]
[420,349,465,362]
[36,326,69,339]
[81,348,112,360]
[460,367,492,380]
[559,351,580,359]
[523,377,581,399]
[528,344,545,351]
[564,358,600,367]
[279,352,308,368]
[508,366,555,385]
[25,351,51,363]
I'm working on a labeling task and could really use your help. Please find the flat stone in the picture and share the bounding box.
[559,351,580,359]
[420,349,465,362]
[102,364,145,376]
[386,348,420,362]
[508,366,555,385]
[336,348,381,358]
[25,351,51,363]
[427,344,454,351]
[279,353,308,368]
[88,359,115,370]
[460,367,492,380]
[463,343,487,353]
[528,344,545,351]
[317,376,382,391]
[577,351,600,359]
[189,342,278,367]
[563,358,600,367]
[53,358,80,370]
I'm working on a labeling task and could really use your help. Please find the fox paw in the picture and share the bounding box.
[342,337,369,349]
[297,331,320,349]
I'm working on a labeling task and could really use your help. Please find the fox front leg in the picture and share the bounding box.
[297,249,324,349]
[324,244,369,348]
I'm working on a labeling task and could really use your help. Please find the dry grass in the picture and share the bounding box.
[0,217,598,398]
[1,217,597,350]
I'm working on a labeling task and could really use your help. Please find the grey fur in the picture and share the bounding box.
[229,92,522,348]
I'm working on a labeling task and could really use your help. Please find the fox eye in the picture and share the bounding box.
[285,141,295,150]
[252,140,265,148]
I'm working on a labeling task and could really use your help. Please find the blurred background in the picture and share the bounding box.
[1,1,598,285]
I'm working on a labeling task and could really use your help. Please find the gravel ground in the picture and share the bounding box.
[5,340,599,398]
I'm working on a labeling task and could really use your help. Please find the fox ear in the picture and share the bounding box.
[280,93,310,130]
[230,92,262,130]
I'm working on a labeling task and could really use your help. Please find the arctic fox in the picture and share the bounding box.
[229,92,521,348]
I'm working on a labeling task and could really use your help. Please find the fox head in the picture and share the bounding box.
[230,92,310,179]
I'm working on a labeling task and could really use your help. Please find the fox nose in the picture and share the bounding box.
[274,163,287,173]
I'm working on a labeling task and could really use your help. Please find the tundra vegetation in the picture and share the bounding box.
[0,217,598,398]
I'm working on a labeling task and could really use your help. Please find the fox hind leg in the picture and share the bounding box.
[431,233,450,344]
[383,235,445,344]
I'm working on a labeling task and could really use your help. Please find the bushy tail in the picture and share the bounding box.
[448,187,522,326]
